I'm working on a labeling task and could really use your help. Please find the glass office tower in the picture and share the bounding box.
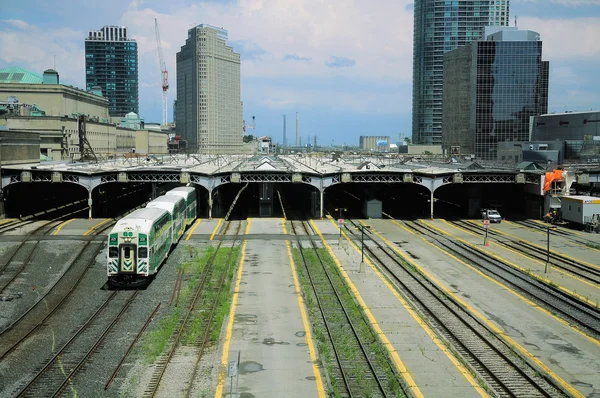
[412,0,510,145]
[85,26,138,117]
[442,28,549,160]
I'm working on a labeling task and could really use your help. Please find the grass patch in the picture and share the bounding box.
[138,246,215,364]
[292,246,404,397]
[183,246,240,345]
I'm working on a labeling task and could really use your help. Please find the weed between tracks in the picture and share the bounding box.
[138,245,240,364]
[292,246,404,397]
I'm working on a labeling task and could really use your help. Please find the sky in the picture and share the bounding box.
[1,0,600,146]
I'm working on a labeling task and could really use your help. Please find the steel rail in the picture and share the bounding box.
[295,219,393,397]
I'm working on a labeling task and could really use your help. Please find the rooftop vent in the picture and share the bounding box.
[43,69,59,84]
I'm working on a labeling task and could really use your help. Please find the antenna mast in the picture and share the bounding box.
[155,18,169,126]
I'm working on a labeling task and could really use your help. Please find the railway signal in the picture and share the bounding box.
[355,224,371,273]
[545,225,557,273]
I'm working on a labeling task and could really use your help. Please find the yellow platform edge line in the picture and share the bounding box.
[502,220,600,269]
[390,219,585,398]
[83,218,111,236]
[282,219,327,397]
[209,219,223,241]
[425,220,600,346]
[451,220,599,296]
[185,219,201,241]
[360,222,489,397]
[245,218,251,235]
[52,219,75,236]
[311,219,427,398]
[214,239,248,398]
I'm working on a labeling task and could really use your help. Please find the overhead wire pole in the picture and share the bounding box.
[155,18,169,127]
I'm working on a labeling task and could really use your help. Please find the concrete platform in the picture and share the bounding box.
[246,218,285,235]
[311,220,485,398]
[495,220,600,266]
[52,218,112,236]
[527,219,600,244]
[367,219,600,397]
[422,219,600,306]
[214,225,324,397]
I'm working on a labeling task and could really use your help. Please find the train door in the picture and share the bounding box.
[120,244,137,273]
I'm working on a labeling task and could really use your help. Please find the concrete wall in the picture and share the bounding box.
[531,111,600,141]
[0,116,167,161]
[0,130,40,165]
[0,83,109,120]
[398,144,443,155]
[360,136,390,151]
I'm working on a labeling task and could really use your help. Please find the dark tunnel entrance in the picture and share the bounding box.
[435,183,539,219]
[212,182,320,219]
[3,183,89,219]
[324,183,432,219]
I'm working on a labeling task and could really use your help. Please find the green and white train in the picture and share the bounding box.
[107,186,197,287]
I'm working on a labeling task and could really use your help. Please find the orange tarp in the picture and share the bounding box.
[543,169,563,191]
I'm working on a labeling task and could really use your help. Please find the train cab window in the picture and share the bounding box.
[109,247,118,258]
[124,247,131,259]
[138,247,148,258]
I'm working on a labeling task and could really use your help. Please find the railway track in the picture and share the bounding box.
[143,220,242,398]
[291,219,398,398]
[0,221,116,360]
[451,220,600,285]
[515,220,600,249]
[404,220,600,340]
[343,218,568,397]
[16,290,139,397]
[0,220,64,295]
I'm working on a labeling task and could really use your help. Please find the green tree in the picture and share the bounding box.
[243,134,255,143]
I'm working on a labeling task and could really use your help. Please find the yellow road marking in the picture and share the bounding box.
[245,218,251,235]
[185,219,201,241]
[311,220,426,398]
[446,220,599,294]
[209,219,223,241]
[214,240,247,398]
[389,218,589,397]
[83,218,111,236]
[52,219,75,236]
[423,220,600,346]
[0,219,14,226]
[502,220,600,268]
[282,219,327,397]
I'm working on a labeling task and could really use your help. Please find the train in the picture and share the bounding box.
[107,186,197,287]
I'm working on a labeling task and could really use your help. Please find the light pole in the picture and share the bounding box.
[356,224,371,273]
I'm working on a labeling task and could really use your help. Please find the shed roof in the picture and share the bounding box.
[0,66,43,84]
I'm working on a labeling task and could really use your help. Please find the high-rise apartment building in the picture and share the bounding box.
[442,27,549,160]
[176,24,243,153]
[412,0,510,145]
[85,26,138,117]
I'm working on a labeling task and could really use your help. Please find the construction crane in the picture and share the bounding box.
[243,116,256,135]
[155,17,169,127]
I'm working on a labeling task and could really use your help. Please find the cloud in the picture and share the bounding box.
[229,40,268,60]
[520,16,600,60]
[282,54,312,62]
[3,19,31,29]
[0,22,84,89]
[523,0,600,4]
[325,56,356,68]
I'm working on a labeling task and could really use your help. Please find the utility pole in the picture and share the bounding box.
[313,135,317,149]
[295,112,299,147]
[283,115,287,147]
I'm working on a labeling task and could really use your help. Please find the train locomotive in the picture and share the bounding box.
[107,186,197,287]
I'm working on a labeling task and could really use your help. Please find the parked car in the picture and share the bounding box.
[481,209,502,223]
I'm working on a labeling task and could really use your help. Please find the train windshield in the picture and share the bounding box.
[124,247,131,259]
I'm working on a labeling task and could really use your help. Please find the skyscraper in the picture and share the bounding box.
[412,0,510,145]
[176,24,243,154]
[442,28,549,160]
[85,26,138,117]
